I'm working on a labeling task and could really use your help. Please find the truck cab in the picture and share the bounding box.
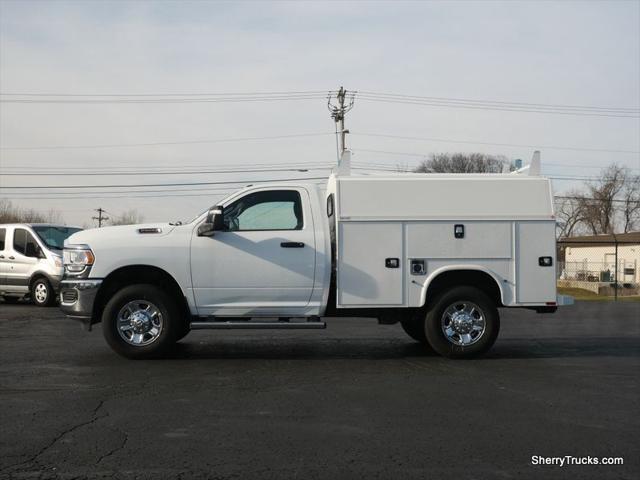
[60,170,568,359]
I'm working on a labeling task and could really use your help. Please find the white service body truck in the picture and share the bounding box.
[60,170,566,359]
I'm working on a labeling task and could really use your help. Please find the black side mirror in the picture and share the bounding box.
[197,206,224,237]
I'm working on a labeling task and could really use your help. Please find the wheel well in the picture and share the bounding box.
[29,273,50,289]
[425,270,503,307]
[92,265,190,324]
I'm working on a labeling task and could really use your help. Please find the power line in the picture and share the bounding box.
[0,90,334,97]
[4,186,241,197]
[357,96,639,119]
[555,195,640,205]
[356,91,640,118]
[0,165,335,176]
[357,90,640,113]
[351,149,640,171]
[0,93,334,105]
[0,176,330,190]
[351,134,640,155]
[0,160,332,171]
[0,132,334,151]
[7,191,237,201]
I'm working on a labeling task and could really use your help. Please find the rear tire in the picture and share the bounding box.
[102,284,180,359]
[424,286,499,359]
[31,277,55,307]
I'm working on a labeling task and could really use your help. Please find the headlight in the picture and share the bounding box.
[63,246,95,277]
[54,256,63,268]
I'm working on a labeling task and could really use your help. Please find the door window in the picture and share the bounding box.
[0,228,5,250]
[223,190,303,231]
[13,229,40,257]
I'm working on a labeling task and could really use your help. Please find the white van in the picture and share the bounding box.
[0,224,82,306]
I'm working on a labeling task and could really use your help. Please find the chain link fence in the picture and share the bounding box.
[557,238,640,300]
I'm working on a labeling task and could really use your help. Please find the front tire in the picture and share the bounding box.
[31,277,55,307]
[102,284,180,359]
[424,286,499,359]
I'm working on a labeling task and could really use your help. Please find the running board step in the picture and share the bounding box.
[190,320,326,330]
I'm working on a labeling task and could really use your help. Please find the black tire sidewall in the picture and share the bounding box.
[31,278,53,307]
[102,284,179,359]
[424,286,499,358]
[401,317,428,343]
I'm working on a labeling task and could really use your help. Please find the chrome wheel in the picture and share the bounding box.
[117,300,164,347]
[34,282,48,304]
[441,301,486,346]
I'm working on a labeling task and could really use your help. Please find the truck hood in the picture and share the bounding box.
[65,223,177,247]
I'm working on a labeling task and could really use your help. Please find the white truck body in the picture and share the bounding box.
[328,174,557,308]
[60,169,565,358]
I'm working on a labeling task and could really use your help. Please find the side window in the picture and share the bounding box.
[223,190,303,231]
[0,228,5,250]
[13,229,26,254]
[13,229,39,257]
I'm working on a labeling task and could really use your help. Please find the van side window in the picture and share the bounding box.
[223,190,303,231]
[13,229,39,257]
[0,228,5,250]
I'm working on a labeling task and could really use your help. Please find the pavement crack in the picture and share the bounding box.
[1,399,107,473]
[96,428,129,465]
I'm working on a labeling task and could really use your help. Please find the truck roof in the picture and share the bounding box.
[328,173,554,220]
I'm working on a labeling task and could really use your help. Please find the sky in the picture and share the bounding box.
[0,0,639,226]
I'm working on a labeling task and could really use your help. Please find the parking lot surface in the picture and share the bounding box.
[0,301,638,480]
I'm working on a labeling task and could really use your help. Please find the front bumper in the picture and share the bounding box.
[59,279,102,327]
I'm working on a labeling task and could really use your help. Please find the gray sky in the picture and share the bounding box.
[1,0,639,226]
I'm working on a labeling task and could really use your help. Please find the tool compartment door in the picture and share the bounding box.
[516,221,557,303]
[337,222,404,306]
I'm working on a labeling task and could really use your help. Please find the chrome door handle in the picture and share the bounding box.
[8,256,15,260]
[280,242,304,248]
[0,255,4,259]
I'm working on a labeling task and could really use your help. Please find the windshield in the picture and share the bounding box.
[33,226,82,250]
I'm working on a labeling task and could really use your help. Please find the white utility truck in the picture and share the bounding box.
[60,156,568,359]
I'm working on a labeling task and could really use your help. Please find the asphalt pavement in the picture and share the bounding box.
[0,301,638,479]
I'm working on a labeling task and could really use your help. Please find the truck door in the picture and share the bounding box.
[190,187,316,316]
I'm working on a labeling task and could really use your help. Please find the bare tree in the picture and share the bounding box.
[557,164,640,237]
[0,199,64,224]
[109,209,145,226]
[554,191,587,239]
[414,153,510,173]
[621,174,640,233]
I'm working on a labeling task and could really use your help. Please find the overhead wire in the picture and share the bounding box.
[0,132,334,151]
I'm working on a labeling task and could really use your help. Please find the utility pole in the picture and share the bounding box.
[328,86,355,161]
[92,208,108,228]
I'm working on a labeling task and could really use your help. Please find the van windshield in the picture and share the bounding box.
[33,226,82,250]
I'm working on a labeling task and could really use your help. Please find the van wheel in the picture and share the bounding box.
[31,278,55,307]
[102,284,180,359]
[424,286,499,359]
